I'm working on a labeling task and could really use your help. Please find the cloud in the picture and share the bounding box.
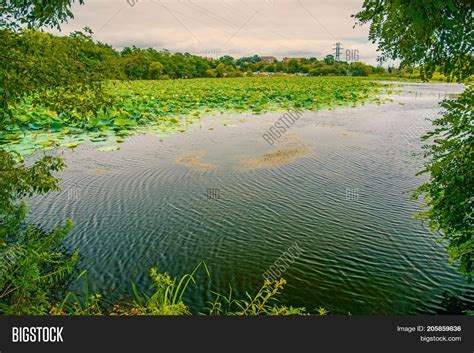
[47,0,390,65]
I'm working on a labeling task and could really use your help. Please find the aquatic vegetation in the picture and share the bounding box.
[240,134,311,171]
[207,278,309,316]
[175,151,217,171]
[51,262,314,316]
[1,77,387,156]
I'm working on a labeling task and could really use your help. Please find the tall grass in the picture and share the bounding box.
[50,262,324,316]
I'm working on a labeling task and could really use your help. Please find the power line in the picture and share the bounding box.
[239,0,292,40]
[96,5,125,34]
[222,9,260,48]
[150,0,201,43]
[180,0,240,29]
[222,0,249,18]
[180,0,287,45]
[149,1,234,35]
[296,0,337,41]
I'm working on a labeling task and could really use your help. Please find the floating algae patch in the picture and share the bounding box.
[97,145,120,152]
[175,151,217,171]
[239,136,311,171]
[86,168,111,176]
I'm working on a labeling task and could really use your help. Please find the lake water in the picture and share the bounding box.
[28,81,473,314]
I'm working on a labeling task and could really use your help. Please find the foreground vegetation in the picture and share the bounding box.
[52,264,316,316]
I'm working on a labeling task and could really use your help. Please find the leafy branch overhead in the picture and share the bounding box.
[354,0,473,82]
[0,0,83,30]
[355,0,473,279]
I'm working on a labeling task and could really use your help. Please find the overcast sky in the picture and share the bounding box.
[48,0,394,66]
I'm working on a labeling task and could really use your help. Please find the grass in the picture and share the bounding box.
[50,262,325,316]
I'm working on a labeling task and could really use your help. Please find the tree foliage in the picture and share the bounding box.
[0,150,78,314]
[412,87,473,279]
[0,0,82,30]
[354,0,473,82]
[0,28,115,127]
[355,0,473,279]
[0,0,81,314]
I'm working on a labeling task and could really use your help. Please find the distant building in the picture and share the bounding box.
[260,56,277,64]
[253,71,278,75]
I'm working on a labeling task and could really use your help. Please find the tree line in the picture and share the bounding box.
[110,45,384,79]
[2,27,383,81]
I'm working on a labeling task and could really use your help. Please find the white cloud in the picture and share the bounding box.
[48,0,391,65]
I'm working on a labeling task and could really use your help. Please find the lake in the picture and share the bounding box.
[27,81,473,314]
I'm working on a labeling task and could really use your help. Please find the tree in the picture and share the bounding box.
[236,55,260,65]
[0,0,82,30]
[1,9,113,127]
[287,59,301,73]
[218,55,235,67]
[324,54,334,65]
[149,61,164,79]
[349,62,372,76]
[373,66,385,74]
[308,68,319,76]
[205,68,217,78]
[120,51,152,79]
[0,150,78,314]
[354,0,472,82]
[121,47,133,56]
[412,88,473,279]
[355,0,473,279]
[216,63,226,77]
[0,0,82,314]
[320,64,336,76]
[264,65,275,73]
